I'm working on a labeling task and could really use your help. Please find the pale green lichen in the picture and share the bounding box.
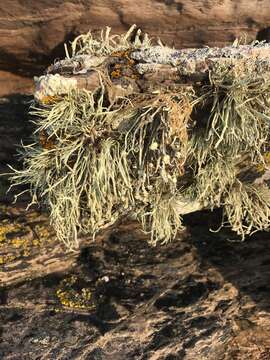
[186,61,270,239]
[8,27,270,248]
[9,88,192,248]
[68,24,153,58]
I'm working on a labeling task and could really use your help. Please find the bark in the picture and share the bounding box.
[35,43,270,102]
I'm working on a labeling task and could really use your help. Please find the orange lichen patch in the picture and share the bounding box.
[41,95,62,105]
[114,63,122,69]
[39,129,56,150]
[111,50,135,64]
[111,69,121,79]
[56,275,95,310]
[110,49,139,81]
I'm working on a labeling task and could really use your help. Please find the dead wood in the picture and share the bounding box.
[35,43,270,102]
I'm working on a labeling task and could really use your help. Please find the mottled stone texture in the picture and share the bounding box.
[1,0,270,95]
[0,208,270,359]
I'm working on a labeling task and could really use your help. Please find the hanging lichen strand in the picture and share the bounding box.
[9,26,270,249]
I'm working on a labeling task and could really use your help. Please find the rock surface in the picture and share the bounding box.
[1,0,270,95]
[0,205,270,359]
[0,95,33,202]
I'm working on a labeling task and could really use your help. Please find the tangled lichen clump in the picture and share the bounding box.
[187,61,270,237]
[8,27,270,249]
[10,87,192,248]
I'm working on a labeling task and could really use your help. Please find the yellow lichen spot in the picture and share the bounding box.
[0,222,21,247]
[23,250,30,257]
[111,69,121,79]
[33,239,40,246]
[11,237,26,249]
[130,73,139,80]
[34,224,52,242]
[264,152,270,167]
[56,275,95,310]
[256,152,270,172]
[0,254,16,265]
[0,214,51,264]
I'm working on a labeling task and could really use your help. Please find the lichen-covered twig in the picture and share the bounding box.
[9,26,270,249]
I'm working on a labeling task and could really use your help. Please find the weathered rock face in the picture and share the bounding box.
[1,0,270,96]
[0,207,270,359]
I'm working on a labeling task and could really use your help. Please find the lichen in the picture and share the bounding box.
[35,74,77,103]
[8,27,270,248]
[56,275,95,310]
[0,254,16,265]
[0,219,22,247]
[69,25,152,58]
[110,49,139,81]
[0,206,54,266]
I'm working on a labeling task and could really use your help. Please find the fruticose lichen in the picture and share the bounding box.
[8,26,270,249]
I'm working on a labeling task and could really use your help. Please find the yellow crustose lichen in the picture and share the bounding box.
[56,275,95,310]
[0,220,20,247]
[0,254,16,265]
[0,211,54,266]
